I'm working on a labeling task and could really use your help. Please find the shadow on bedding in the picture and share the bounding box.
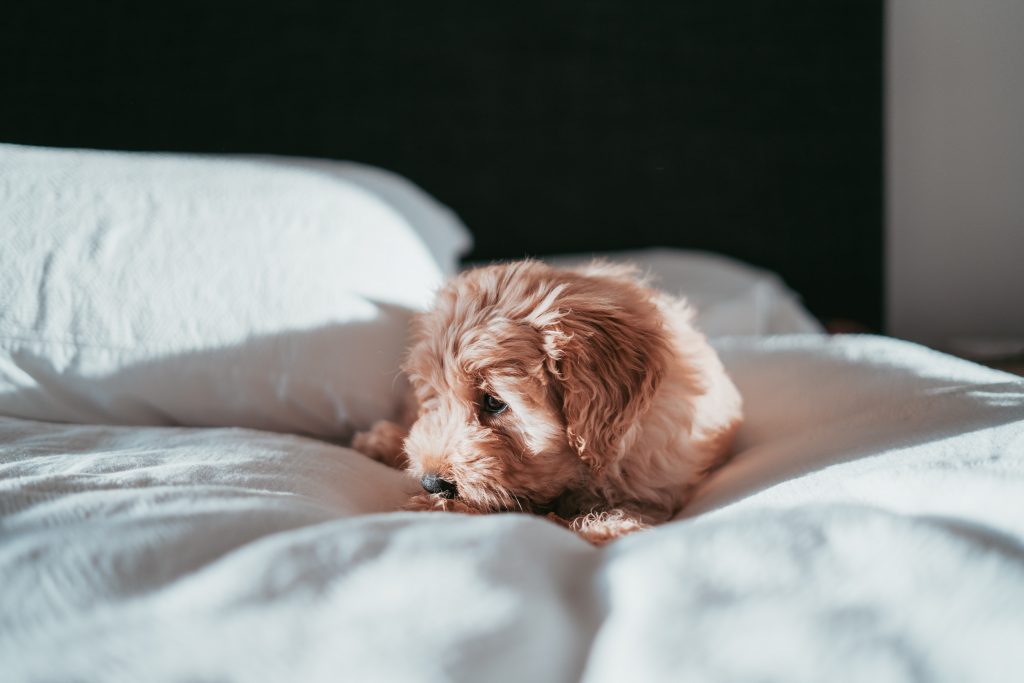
[682,338,1024,517]
[0,300,416,443]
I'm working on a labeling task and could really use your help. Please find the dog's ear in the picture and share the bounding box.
[541,269,672,470]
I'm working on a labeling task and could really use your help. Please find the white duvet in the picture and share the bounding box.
[2,334,1023,683]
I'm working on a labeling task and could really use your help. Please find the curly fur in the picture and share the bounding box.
[352,259,742,545]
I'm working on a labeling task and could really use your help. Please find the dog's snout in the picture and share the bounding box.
[421,474,457,498]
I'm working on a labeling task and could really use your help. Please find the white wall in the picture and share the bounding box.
[887,0,1024,349]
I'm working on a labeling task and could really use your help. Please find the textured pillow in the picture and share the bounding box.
[545,248,823,336]
[0,143,471,437]
[274,156,471,277]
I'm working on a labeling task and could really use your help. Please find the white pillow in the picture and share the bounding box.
[0,143,471,437]
[544,248,823,336]
[266,156,471,277]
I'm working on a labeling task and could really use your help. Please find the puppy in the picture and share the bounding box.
[352,260,742,544]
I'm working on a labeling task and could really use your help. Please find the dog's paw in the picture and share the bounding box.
[351,420,408,469]
[550,509,650,546]
[404,493,480,514]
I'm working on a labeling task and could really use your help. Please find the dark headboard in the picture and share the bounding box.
[1,1,883,328]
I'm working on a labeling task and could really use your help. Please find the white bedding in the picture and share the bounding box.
[2,334,1022,682]
[0,143,471,438]
[546,248,823,337]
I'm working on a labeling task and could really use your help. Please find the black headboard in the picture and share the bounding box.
[1,1,883,328]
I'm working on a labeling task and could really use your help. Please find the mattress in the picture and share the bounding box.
[2,335,1022,682]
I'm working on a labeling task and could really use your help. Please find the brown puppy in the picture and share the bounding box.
[353,260,742,544]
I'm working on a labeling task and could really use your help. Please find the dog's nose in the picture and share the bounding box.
[420,474,457,498]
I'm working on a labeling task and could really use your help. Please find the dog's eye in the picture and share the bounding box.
[481,393,508,415]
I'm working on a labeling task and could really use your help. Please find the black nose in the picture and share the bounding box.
[421,474,457,498]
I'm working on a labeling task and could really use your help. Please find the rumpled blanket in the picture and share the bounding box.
[2,335,1022,682]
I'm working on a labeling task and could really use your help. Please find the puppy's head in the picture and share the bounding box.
[401,260,671,514]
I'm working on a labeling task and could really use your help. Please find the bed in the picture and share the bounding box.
[1,144,1022,682]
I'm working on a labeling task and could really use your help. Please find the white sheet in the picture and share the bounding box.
[2,335,1023,682]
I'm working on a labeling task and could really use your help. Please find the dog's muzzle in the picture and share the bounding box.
[420,474,457,498]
